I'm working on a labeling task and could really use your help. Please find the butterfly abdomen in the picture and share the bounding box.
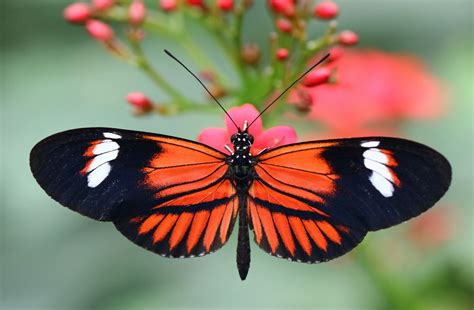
[236,193,251,281]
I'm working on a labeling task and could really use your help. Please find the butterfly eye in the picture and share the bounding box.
[247,135,254,144]
[230,134,238,144]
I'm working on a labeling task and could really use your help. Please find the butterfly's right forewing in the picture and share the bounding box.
[249,137,451,263]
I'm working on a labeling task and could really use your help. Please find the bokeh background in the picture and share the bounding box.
[2,0,473,309]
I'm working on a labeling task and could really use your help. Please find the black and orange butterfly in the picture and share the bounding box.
[30,51,451,280]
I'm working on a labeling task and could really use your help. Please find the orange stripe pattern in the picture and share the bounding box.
[249,201,348,261]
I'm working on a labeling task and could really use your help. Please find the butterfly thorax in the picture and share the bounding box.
[228,131,256,187]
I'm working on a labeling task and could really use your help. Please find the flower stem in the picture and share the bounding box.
[129,41,188,105]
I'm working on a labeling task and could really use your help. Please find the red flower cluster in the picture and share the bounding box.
[291,49,447,137]
[64,0,147,43]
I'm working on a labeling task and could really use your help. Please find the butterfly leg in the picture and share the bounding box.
[236,193,251,280]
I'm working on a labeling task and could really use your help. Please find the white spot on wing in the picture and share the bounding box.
[364,159,393,182]
[87,163,111,188]
[361,141,380,148]
[363,149,388,164]
[93,141,119,155]
[103,132,122,139]
[87,150,119,172]
[369,172,394,197]
[362,145,396,197]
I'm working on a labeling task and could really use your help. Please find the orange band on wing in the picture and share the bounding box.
[153,214,179,244]
[142,134,225,161]
[251,180,329,216]
[303,219,328,252]
[258,141,339,161]
[169,213,194,250]
[288,216,312,256]
[220,198,236,243]
[138,214,165,235]
[186,210,210,254]
[203,206,226,251]
[153,180,233,209]
[146,164,227,198]
[257,206,279,254]
[143,163,226,190]
[272,213,295,256]
[317,220,341,245]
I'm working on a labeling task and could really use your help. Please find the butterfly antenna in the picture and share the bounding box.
[248,53,331,128]
[164,49,239,130]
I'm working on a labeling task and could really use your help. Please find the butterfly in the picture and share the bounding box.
[30,51,452,280]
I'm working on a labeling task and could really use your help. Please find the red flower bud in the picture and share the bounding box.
[276,18,292,33]
[129,0,146,25]
[187,0,206,9]
[63,2,91,24]
[92,0,115,11]
[327,46,344,62]
[86,19,114,42]
[302,67,331,87]
[269,0,295,17]
[338,30,359,46]
[217,0,234,11]
[276,48,289,61]
[314,1,339,20]
[160,0,177,12]
[127,92,153,110]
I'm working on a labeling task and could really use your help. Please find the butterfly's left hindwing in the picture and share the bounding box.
[31,128,238,257]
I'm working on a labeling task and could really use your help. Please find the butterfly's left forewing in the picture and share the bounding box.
[30,128,238,258]
[250,137,451,263]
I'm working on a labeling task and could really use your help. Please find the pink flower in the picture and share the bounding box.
[269,0,295,17]
[92,0,115,11]
[302,67,332,87]
[126,92,153,110]
[276,18,292,33]
[338,30,359,46]
[86,19,114,42]
[186,0,206,9]
[198,103,297,154]
[290,49,447,134]
[314,1,339,20]
[160,0,177,12]
[276,48,289,61]
[129,0,146,25]
[217,0,234,12]
[327,46,344,62]
[63,2,91,24]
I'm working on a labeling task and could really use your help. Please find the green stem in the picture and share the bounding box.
[179,33,231,87]
[129,40,189,107]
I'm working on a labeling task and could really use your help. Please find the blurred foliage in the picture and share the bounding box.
[1,0,473,309]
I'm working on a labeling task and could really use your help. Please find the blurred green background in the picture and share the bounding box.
[2,0,473,309]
